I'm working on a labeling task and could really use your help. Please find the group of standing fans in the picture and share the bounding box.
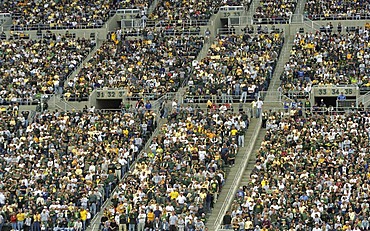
[98,104,248,231]
[64,34,204,101]
[225,110,370,230]
[0,103,156,231]
[1,0,370,231]
[280,29,370,97]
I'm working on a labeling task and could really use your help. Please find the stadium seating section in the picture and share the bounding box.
[1,0,370,231]
[0,36,95,105]
[0,107,156,230]
[228,111,370,230]
[65,35,204,101]
[305,0,370,20]
[254,0,297,24]
[280,30,370,98]
[185,31,284,103]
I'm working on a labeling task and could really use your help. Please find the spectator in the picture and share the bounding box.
[256,98,263,118]
[137,210,146,231]
[16,210,26,231]
[337,92,346,101]
[168,212,178,231]
[223,211,232,229]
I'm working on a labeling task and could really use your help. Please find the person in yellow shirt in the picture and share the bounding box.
[169,189,179,200]
[17,209,26,230]
[33,211,41,231]
[147,209,155,222]
[80,208,88,230]
[230,126,238,137]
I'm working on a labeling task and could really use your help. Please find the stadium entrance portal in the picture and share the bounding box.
[314,96,357,109]
[95,99,122,109]
[314,97,336,107]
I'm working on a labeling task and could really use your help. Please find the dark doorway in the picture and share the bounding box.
[315,97,337,107]
[96,99,122,109]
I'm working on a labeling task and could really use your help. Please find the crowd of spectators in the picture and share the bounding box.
[0,35,95,105]
[0,103,156,231]
[116,0,151,12]
[304,0,370,20]
[185,30,284,104]
[97,103,249,231]
[64,32,204,101]
[0,0,253,31]
[148,0,252,23]
[280,30,370,96]
[0,0,116,30]
[224,110,370,230]
[254,0,297,24]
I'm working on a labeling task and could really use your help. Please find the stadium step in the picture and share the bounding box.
[205,118,260,231]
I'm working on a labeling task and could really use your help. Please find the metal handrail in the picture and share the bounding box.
[145,19,209,27]
[184,94,258,103]
[219,6,247,11]
[5,22,107,31]
[268,106,368,114]
[115,8,141,15]
[359,91,370,106]
[305,13,370,21]
[252,15,293,24]
[258,91,282,102]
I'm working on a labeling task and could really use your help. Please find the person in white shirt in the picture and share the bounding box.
[176,192,187,205]
[251,100,257,118]
[312,222,322,231]
[137,211,146,231]
[0,191,5,206]
[256,98,263,118]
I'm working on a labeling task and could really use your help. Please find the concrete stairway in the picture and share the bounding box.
[207,126,266,231]
[263,35,294,107]
[245,0,260,22]
[63,39,103,89]
[206,118,259,231]
[294,0,307,16]
[239,128,266,186]
[47,95,88,112]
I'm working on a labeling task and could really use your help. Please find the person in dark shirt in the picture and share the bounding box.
[119,213,128,231]
[109,220,118,231]
[128,210,138,231]
[153,206,162,218]
[223,211,232,229]
[100,212,109,230]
